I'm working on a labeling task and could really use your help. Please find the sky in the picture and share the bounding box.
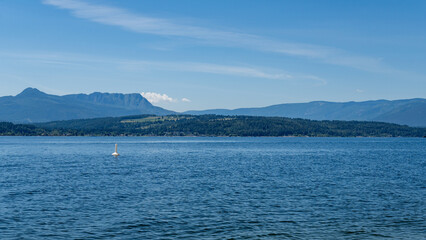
[1,0,425,111]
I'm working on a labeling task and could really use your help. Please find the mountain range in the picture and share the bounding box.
[0,88,425,127]
[186,99,426,127]
[0,88,173,123]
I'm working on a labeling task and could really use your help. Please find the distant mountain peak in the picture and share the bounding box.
[0,88,173,123]
[16,87,46,97]
[70,91,153,108]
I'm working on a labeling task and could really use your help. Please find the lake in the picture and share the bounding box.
[0,137,425,239]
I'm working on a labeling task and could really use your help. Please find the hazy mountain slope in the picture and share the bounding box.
[0,88,173,123]
[1,88,424,126]
[373,100,426,126]
[185,99,426,127]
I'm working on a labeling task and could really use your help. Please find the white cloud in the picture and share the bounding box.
[141,92,192,104]
[43,0,390,72]
[141,92,176,103]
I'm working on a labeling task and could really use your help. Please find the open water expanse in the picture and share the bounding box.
[0,137,425,239]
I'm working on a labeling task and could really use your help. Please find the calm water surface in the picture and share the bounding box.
[0,137,425,239]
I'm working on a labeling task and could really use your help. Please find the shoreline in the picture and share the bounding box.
[1,135,424,138]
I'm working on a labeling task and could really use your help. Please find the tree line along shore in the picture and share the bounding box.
[1,115,425,137]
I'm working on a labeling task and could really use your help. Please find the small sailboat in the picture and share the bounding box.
[112,144,120,157]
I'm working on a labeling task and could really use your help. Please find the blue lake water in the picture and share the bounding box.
[0,137,425,239]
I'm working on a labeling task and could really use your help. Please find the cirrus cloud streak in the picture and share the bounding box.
[43,0,391,73]
[2,51,326,84]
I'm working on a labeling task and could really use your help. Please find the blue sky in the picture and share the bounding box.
[1,0,425,111]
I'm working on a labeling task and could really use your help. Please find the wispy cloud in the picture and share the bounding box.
[2,51,325,84]
[181,98,191,102]
[123,61,299,81]
[43,0,391,73]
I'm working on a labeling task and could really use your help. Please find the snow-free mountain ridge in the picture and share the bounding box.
[0,88,424,126]
[0,88,173,123]
[185,99,426,127]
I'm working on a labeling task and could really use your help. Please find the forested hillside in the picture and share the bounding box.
[1,115,423,137]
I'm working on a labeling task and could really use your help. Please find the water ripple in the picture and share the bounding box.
[0,137,425,239]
